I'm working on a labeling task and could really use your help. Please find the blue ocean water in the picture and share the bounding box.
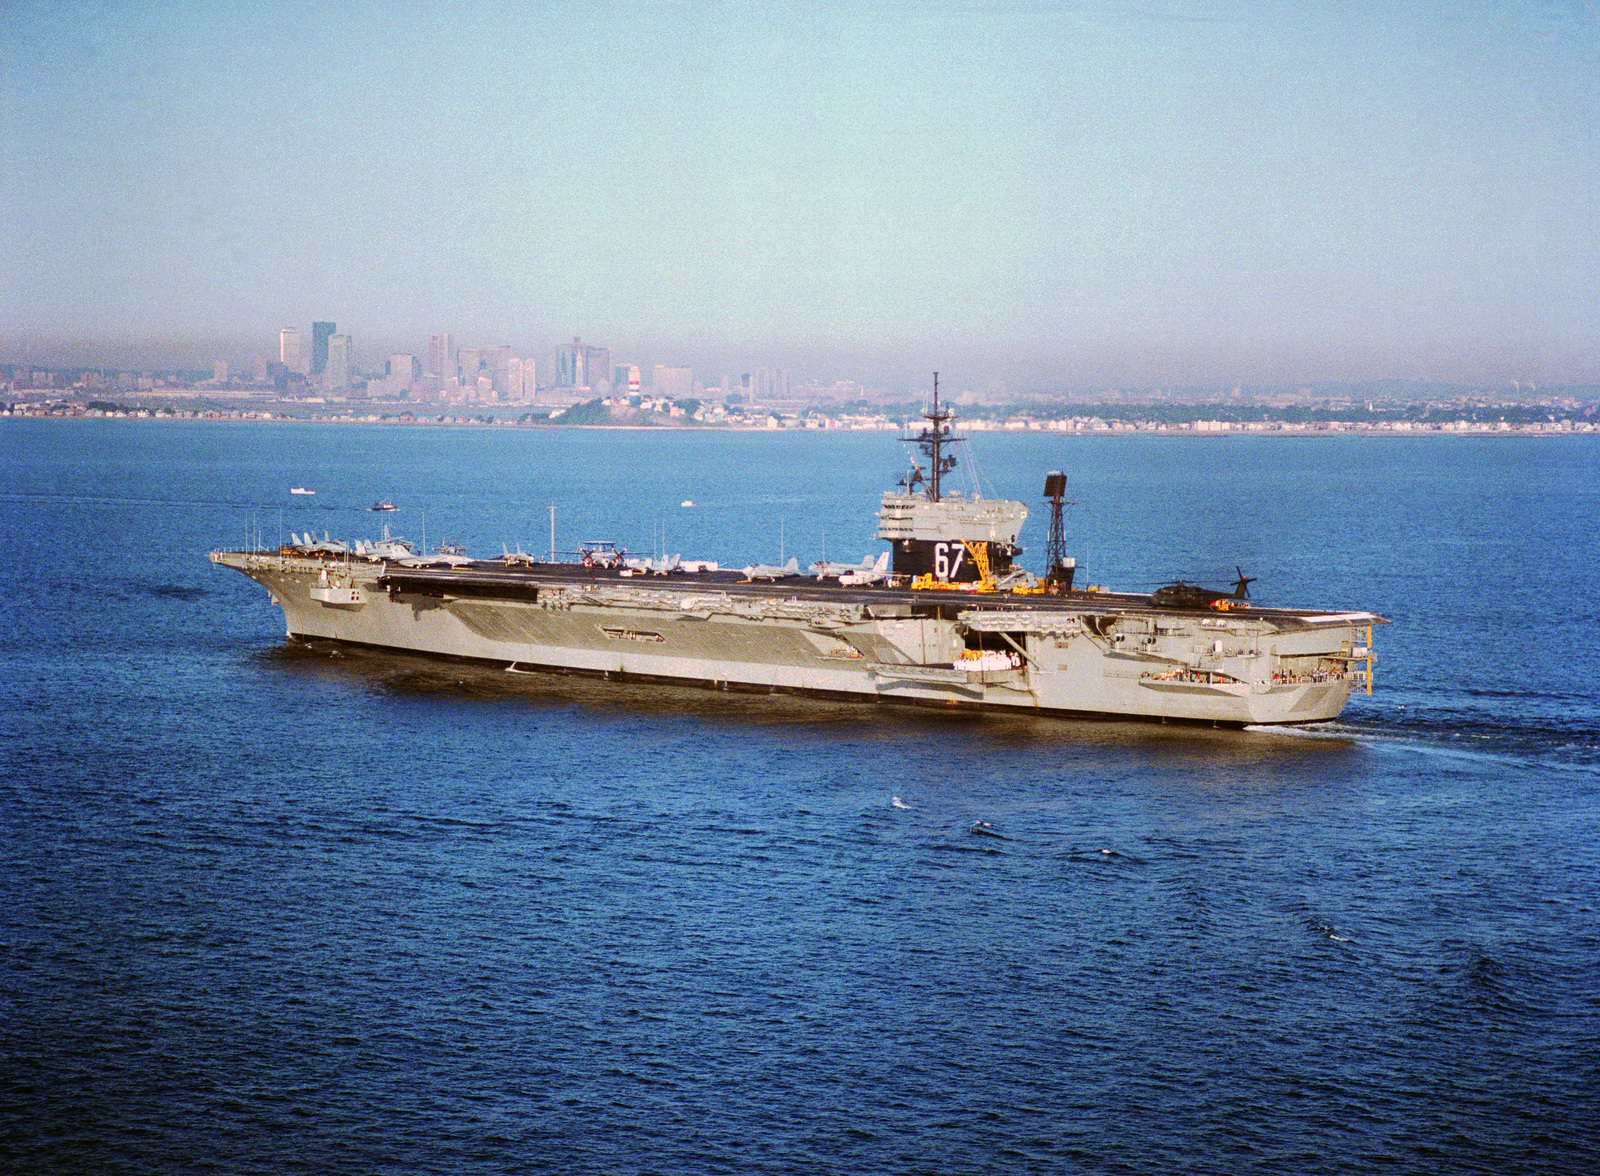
[2,419,1597,1174]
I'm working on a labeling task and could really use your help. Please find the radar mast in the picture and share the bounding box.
[905,372,962,502]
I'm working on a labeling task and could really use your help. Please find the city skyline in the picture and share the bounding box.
[3,1,1596,389]
[7,314,1592,402]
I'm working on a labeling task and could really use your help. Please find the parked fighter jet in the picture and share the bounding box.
[305,530,349,556]
[836,552,891,586]
[497,543,538,566]
[810,552,883,579]
[397,540,472,568]
[355,524,415,561]
[625,553,681,575]
[741,556,800,581]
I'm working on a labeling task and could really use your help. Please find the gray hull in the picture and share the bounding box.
[211,552,1382,726]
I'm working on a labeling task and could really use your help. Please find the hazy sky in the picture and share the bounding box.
[3,0,1596,389]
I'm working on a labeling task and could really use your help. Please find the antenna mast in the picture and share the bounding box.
[906,371,961,502]
[1043,471,1076,591]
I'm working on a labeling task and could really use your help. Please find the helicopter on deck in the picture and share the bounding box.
[1148,567,1257,610]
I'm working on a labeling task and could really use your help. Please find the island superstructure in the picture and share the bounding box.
[210,382,1385,727]
[875,382,1030,586]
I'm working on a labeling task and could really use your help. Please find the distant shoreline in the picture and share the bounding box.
[3,408,1591,437]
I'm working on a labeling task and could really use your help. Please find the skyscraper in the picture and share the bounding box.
[584,346,611,393]
[510,357,536,401]
[311,322,336,376]
[279,327,301,374]
[326,333,350,390]
[484,346,513,397]
[558,337,585,388]
[653,366,693,399]
[427,333,454,381]
[754,369,788,402]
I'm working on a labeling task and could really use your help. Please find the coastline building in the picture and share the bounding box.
[508,357,535,402]
[427,333,454,382]
[365,354,418,399]
[653,365,693,400]
[326,333,351,390]
[458,348,482,396]
[558,337,585,389]
[311,322,336,376]
[754,369,788,402]
[279,328,301,375]
[556,338,611,392]
[585,345,611,394]
[484,345,513,398]
[389,354,418,382]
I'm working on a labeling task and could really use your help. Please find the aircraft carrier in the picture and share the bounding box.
[210,385,1385,727]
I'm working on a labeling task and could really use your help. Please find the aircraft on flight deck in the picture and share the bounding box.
[741,556,800,581]
[1148,567,1257,610]
[837,552,891,586]
[625,553,682,575]
[810,552,884,579]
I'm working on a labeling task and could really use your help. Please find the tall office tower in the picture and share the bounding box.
[558,337,586,388]
[754,369,788,402]
[311,322,336,375]
[427,333,454,380]
[484,346,513,396]
[279,328,301,374]
[326,334,351,390]
[457,348,483,389]
[653,366,693,400]
[627,365,640,392]
[584,346,611,393]
[507,358,524,402]
[388,354,418,381]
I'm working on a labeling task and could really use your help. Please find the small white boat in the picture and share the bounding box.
[370,500,398,511]
[290,487,315,495]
